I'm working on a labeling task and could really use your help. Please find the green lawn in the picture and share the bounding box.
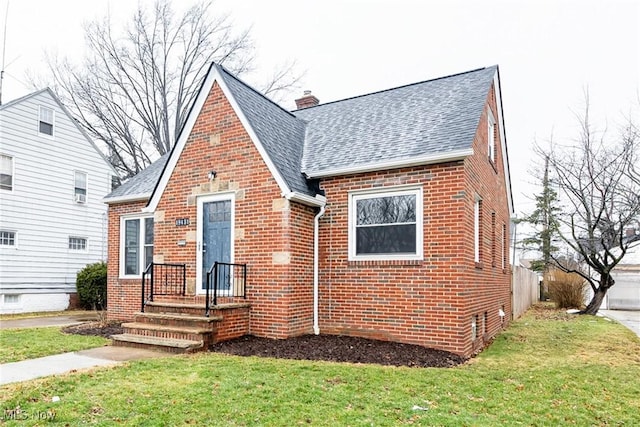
[0,328,108,363]
[1,305,639,426]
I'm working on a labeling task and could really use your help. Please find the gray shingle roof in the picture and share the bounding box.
[294,66,497,176]
[107,65,497,203]
[216,65,314,195]
[104,154,169,200]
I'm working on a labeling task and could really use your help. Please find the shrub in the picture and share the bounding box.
[544,269,586,309]
[76,262,107,310]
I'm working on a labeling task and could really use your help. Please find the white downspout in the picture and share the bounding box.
[313,204,326,335]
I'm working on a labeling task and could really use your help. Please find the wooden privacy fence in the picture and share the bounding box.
[512,265,540,319]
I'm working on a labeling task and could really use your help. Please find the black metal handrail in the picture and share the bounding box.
[141,262,187,312]
[205,261,247,316]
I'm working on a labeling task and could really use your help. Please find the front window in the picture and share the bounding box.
[349,187,423,260]
[0,230,16,246]
[69,236,87,251]
[74,171,87,203]
[39,106,54,136]
[121,216,154,276]
[0,154,13,191]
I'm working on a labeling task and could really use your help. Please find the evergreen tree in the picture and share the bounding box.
[520,156,561,272]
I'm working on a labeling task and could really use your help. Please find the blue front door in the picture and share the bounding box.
[202,200,232,293]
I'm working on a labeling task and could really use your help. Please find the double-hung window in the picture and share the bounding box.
[120,216,154,276]
[39,106,54,136]
[0,154,13,191]
[487,109,496,163]
[349,187,423,260]
[474,197,483,264]
[74,171,87,203]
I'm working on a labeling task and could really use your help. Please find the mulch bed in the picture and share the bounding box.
[211,335,467,368]
[62,322,124,338]
[63,323,466,368]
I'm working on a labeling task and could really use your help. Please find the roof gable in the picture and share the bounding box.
[146,63,314,211]
[1,88,117,176]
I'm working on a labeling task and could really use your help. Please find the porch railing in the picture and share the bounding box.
[205,262,247,316]
[141,263,187,312]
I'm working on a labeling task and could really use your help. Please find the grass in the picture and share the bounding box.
[0,328,108,363]
[1,304,639,426]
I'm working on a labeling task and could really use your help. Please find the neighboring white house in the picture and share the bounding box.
[0,88,117,313]
[604,240,640,310]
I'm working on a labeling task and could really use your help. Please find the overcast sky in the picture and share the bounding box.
[1,0,638,220]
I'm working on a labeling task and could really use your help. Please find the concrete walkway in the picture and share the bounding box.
[0,313,98,329]
[0,346,168,385]
[0,313,169,385]
[599,309,640,338]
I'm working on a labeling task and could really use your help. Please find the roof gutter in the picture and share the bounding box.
[283,191,327,207]
[102,194,151,204]
[303,148,473,178]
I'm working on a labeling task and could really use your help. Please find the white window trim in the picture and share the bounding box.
[0,153,14,193]
[196,192,236,295]
[38,105,55,138]
[68,236,89,252]
[119,214,154,279]
[348,185,423,261]
[487,108,496,163]
[474,196,482,263]
[74,170,88,204]
[0,229,17,248]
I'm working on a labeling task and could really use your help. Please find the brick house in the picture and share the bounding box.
[104,63,513,357]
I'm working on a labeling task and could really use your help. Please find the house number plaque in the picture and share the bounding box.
[175,218,190,226]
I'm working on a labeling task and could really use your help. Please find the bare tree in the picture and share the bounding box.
[37,1,301,178]
[538,99,640,314]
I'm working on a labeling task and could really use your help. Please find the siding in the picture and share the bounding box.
[0,90,114,293]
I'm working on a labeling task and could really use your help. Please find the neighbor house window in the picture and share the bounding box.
[3,294,20,304]
[0,230,16,246]
[68,236,87,251]
[0,154,13,191]
[349,187,423,260]
[39,106,54,136]
[74,171,87,203]
[487,109,496,163]
[474,197,482,264]
[121,216,154,276]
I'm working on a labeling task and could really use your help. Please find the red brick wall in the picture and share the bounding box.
[106,79,512,358]
[462,82,512,355]
[315,88,511,357]
[107,200,147,321]
[107,81,317,336]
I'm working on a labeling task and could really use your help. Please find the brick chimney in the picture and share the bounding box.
[295,90,319,109]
